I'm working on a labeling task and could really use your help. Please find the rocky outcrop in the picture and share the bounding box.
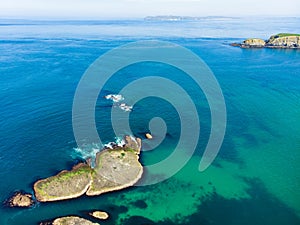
[266,35,300,48]
[33,136,143,202]
[89,211,109,220]
[40,216,99,225]
[145,133,153,139]
[241,38,266,48]
[34,163,93,202]
[86,140,143,196]
[231,33,300,49]
[5,192,35,208]
[124,135,142,154]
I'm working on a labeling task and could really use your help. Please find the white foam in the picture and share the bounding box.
[104,93,133,112]
[104,137,126,149]
[105,94,124,103]
[119,103,133,112]
[115,136,126,146]
[72,143,103,167]
[73,137,126,162]
[104,142,114,149]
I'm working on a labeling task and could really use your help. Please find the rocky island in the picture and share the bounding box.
[5,192,35,208]
[40,216,100,225]
[89,211,109,220]
[34,135,143,202]
[231,33,300,49]
[6,135,143,224]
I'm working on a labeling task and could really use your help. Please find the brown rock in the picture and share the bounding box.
[89,211,109,220]
[6,192,35,208]
[266,36,300,48]
[124,135,142,153]
[239,38,266,48]
[41,216,99,225]
[145,133,153,139]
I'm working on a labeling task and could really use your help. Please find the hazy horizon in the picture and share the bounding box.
[1,0,299,19]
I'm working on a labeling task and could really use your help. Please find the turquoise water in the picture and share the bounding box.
[0,18,300,224]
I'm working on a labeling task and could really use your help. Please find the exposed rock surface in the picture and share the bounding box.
[231,33,300,49]
[86,137,143,196]
[6,192,35,208]
[267,35,300,48]
[33,136,143,202]
[124,135,142,154]
[243,38,266,48]
[145,133,153,139]
[40,216,99,225]
[34,163,93,202]
[89,211,109,220]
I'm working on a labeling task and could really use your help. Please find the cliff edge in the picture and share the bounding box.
[231,33,300,49]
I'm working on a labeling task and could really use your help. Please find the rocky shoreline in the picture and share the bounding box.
[231,33,300,49]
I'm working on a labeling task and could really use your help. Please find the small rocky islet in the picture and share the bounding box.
[5,192,35,208]
[39,216,100,225]
[231,33,300,49]
[6,135,143,224]
[89,211,109,220]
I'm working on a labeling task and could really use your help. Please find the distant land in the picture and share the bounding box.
[144,15,237,21]
[231,33,300,49]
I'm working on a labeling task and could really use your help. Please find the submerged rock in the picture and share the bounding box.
[6,191,35,208]
[123,216,155,225]
[89,211,109,220]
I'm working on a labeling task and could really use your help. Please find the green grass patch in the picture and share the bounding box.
[271,33,300,39]
[125,148,136,153]
[276,33,300,37]
[35,165,92,191]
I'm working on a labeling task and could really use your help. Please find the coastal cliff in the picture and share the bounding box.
[231,33,300,49]
[267,34,300,48]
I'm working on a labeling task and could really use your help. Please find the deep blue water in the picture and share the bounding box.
[0,18,300,225]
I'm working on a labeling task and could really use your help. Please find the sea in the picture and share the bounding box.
[0,17,300,225]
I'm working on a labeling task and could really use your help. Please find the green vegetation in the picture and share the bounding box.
[274,33,300,37]
[125,148,136,153]
[36,165,92,189]
[269,33,300,42]
[34,164,93,202]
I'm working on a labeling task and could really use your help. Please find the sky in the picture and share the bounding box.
[0,0,299,19]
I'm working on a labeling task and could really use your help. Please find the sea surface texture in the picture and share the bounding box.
[0,17,300,225]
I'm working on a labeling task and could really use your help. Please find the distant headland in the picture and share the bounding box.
[144,15,236,21]
[231,33,300,49]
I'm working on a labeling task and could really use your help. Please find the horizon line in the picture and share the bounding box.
[1,15,300,21]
